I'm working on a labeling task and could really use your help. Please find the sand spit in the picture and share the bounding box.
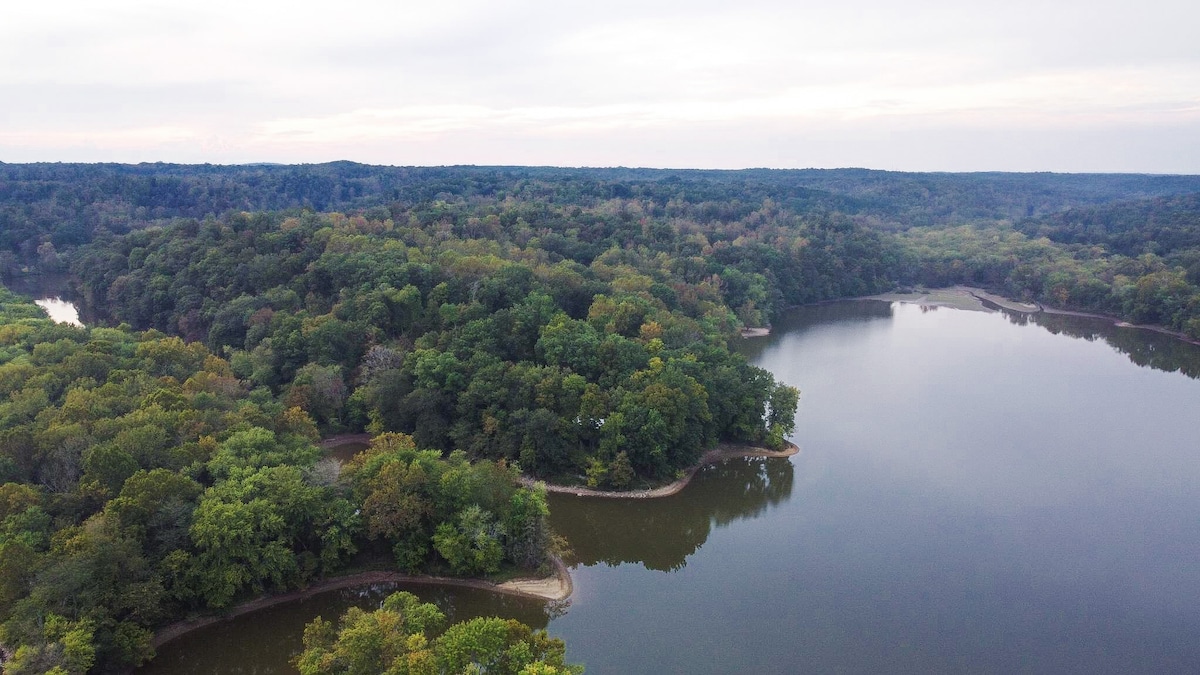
[867,286,1200,346]
[865,286,1039,313]
[521,442,799,499]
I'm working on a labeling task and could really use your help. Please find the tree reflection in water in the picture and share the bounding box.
[737,299,894,364]
[549,456,794,572]
[1002,309,1200,379]
[140,582,555,674]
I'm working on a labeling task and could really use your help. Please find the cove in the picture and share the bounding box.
[144,299,1200,673]
[5,273,85,326]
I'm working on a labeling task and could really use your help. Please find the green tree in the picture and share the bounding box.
[433,505,504,576]
[294,591,580,675]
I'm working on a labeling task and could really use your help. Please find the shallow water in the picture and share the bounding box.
[145,300,1200,673]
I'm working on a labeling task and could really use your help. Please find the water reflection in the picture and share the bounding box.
[3,273,75,298]
[743,296,1200,381]
[5,273,87,327]
[142,298,1200,673]
[549,457,794,572]
[142,582,553,675]
[34,297,83,326]
[1007,310,1200,379]
[737,300,894,362]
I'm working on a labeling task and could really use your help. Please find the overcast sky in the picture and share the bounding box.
[2,0,1198,172]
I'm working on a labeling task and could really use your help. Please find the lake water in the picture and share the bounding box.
[33,297,83,326]
[5,274,84,326]
[145,300,1200,673]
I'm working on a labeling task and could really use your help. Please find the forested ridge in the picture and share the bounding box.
[2,163,1200,672]
[69,199,814,480]
[6,161,1200,273]
[905,192,1200,336]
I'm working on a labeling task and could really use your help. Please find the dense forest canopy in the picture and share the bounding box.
[0,286,558,672]
[1,162,1199,672]
[68,199,811,480]
[5,161,1200,275]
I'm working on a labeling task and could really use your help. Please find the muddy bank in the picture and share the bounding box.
[521,442,799,499]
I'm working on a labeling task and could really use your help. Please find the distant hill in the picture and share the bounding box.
[1017,192,1200,257]
[4,162,1200,273]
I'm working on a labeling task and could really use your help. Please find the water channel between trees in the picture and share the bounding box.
[7,274,84,327]
[145,299,1200,673]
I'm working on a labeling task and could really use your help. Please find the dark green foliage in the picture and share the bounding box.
[0,289,562,672]
[1017,193,1200,258]
[68,191,812,482]
[5,162,1199,280]
[344,433,553,576]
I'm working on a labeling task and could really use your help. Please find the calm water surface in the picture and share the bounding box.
[549,302,1200,673]
[141,583,554,674]
[6,274,84,326]
[148,301,1200,673]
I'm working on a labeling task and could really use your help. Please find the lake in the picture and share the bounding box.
[5,273,84,326]
[145,300,1200,673]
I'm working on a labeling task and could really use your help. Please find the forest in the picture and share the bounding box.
[1,163,1199,672]
[0,286,561,672]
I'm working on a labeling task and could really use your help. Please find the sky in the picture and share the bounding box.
[2,0,1198,172]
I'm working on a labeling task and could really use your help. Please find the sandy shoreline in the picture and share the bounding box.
[865,286,1040,314]
[519,441,799,499]
[152,558,572,649]
[866,286,1200,346]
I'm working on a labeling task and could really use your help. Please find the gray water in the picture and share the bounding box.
[146,300,1200,673]
[549,301,1200,673]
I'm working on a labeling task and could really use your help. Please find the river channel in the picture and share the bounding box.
[144,299,1200,673]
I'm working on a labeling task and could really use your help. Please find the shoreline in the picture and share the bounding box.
[866,286,1200,347]
[319,432,373,449]
[193,440,801,659]
[152,558,572,650]
[519,441,799,499]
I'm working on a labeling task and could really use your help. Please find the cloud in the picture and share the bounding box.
[0,125,200,154]
[1,0,1198,170]
[254,65,1200,143]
